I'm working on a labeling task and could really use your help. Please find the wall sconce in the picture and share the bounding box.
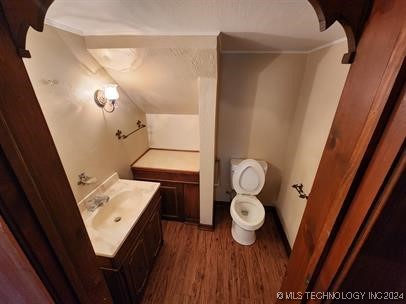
[94,84,119,113]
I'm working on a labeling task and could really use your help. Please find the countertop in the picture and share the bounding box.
[132,149,200,172]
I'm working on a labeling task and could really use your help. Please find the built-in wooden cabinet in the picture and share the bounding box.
[159,181,184,221]
[97,191,162,303]
[131,167,200,223]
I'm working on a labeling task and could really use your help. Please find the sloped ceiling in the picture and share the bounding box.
[88,47,217,114]
[46,0,346,52]
[45,0,346,115]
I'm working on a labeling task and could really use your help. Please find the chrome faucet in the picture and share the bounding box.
[86,195,109,212]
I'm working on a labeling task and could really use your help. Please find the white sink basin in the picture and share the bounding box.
[91,191,143,229]
[78,173,160,258]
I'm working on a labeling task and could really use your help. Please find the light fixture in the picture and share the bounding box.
[94,84,119,113]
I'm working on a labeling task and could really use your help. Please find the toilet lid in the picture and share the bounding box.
[232,159,265,195]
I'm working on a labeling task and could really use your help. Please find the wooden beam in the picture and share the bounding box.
[308,0,372,63]
[0,0,53,57]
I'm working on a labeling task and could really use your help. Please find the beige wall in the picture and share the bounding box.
[199,76,218,225]
[146,114,200,151]
[276,42,350,247]
[215,53,307,205]
[24,26,149,203]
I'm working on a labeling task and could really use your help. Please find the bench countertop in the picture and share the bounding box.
[132,149,200,172]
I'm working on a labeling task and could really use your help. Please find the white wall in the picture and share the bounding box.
[24,26,149,203]
[199,77,218,225]
[276,42,350,247]
[146,114,199,151]
[216,53,307,205]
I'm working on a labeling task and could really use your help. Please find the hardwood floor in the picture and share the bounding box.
[141,206,288,304]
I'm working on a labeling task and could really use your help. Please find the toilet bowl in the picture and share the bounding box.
[230,158,267,245]
[230,194,265,245]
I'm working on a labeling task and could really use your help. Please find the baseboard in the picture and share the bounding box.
[198,223,214,231]
[214,200,230,207]
[269,207,291,256]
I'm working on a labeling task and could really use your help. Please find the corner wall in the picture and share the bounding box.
[24,26,149,203]
[276,42,350,247]
[215,53,307,205]
[146,114,199,151]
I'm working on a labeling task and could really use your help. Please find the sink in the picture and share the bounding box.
[78,173,160,258]
[91,191,143,229]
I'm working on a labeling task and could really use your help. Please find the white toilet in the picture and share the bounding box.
[230,158,267,245]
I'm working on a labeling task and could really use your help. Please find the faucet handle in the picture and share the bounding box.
[78,172,97,185]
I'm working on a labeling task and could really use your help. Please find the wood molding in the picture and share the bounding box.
[0,214,53,302]
[0,149,78,302]
[335,150,406,293]
[280,0,406,299]
[308,0,372,63]
[0,5,113,303]
[198,223,214,231]
[0,0,54,57]
[313,79,406,293]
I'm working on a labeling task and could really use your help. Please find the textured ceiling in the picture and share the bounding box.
[88,47,217,114]
[46,0,346,52]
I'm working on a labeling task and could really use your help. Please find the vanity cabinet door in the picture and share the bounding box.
[144,207,163,266]
[123,237,149,302]
[183,184,200,223]
[160,181,184,221]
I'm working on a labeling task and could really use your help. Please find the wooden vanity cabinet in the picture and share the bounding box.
[97,191,163,304]
[131,167,200,223]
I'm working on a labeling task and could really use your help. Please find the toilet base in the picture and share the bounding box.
[231,220,256,245]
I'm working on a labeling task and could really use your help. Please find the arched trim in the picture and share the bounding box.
[308,0,372,64]
[0,0,54,57]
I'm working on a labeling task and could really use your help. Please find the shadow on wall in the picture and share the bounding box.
[275,42,350,246]
[216,54,282,204]
[220,32,327,52]
[277,47,335,212]
[258,165,282,206]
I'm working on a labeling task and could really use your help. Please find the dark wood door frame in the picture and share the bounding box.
[0,0,403,302]
[0,0,112,302]
[280,0,406,300]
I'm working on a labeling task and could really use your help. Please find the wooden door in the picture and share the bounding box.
[0,148,78,302]
[0,2,113,303]
[183,183,200,223]
[336,150,405,298]
[0,214,53,303]
[309,82,406,296]
[280,0,406,298]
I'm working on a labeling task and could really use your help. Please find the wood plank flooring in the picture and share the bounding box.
[141,206,288,304]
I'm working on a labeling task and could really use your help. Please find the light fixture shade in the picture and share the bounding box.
[104,84,119,100]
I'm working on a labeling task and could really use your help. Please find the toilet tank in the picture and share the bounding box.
[230,158,268,189]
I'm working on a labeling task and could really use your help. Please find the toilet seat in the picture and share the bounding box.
[230,194,265,231]
[232,159,265,195]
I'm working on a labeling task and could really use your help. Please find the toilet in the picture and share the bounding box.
[230,158,267,245]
